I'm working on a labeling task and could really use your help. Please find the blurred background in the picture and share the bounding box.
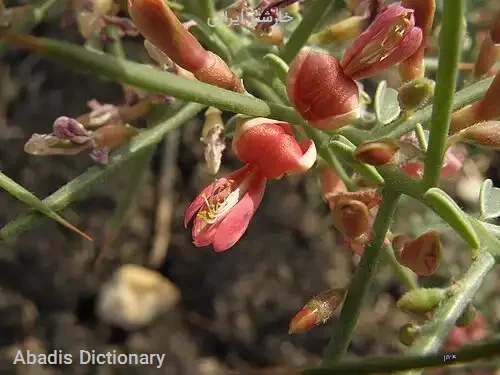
[0,0,499,374]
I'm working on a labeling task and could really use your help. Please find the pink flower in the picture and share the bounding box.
[184,164,266,252]
[402,147,465,179]
[341,3,423,80]
[232,117,317,178]
[287,48,361,130]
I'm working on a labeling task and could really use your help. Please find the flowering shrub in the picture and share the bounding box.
[1,0,500,373]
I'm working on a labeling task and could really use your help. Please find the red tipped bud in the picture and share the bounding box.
[450,71,500,133]
[398,77,435,112]
[397,288,446,315]
[289,288,346,334]
[287,48,361,130]
[128,0,244,92]
[449,121,500,150]
[341,4,423,80]
[320,166,347,202]
[332,199,371,241]
[354,140,400,166]
[232,117,317,179]
[473,35,500,81]
[400,0,436,80]
[395,231,441,276]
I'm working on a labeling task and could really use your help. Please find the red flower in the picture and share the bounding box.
[287,48,361,130]
[341,3,423,80]
[232,117,317,179]
[184,165,266,252]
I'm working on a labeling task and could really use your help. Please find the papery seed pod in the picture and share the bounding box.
[397,288,446,315]
[309,16,365,45]
[397,231,441,276]
[456,304,477,328]
[332,199,371,240]
[398,78,435,112]
[449,121,500,150]
[354,140,400,166]
[327,188,381,210]
[398,323,421,346]
[289,288,346,334]
[201,107,226,175]
[91,124,139,150]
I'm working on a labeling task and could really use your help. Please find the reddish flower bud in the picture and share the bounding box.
[399,0,435,81]
[128,0,244,93]
[354,140,400,166]
[332,198,371,241]
[341,3,423,80]
[53,116,91,144]
[473,35,500,81]
[491,10,500,45]
[396,231,441,276]
[232,117,317,179]
[450,70,500,133]
[289,288,346,334]
[287,48,361,130]
[184,164,267,252]
[450,121,500,150]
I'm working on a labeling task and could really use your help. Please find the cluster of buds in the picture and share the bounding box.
[72,0,138,41]
[450,70,500,133]
[23,99,146,164]
[185,118,317,252]
[288,288,346,334]
[288,3,424,130]
[128,0,245,93]
[392,231,441,276]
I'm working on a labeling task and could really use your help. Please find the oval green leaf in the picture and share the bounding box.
[374,80,401,125]
[479,179,500,220]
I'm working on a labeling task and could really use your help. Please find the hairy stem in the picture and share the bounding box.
[423,0,465,189]
[323,190,401,363]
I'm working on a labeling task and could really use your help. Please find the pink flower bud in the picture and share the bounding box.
[395,231,441,276]
[320,166,347,203]
[450,121,500,150]
[289,288,346,334]
[128,0,244,93]
[53,116,91,144]
[287,48,361,130]
[232,117,317,179]
[184,164,267,252]
[341,3,423,80]
[450,70,500,133]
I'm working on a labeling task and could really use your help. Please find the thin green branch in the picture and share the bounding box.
[323,190,401,363]
[281,0,337,63]
[423,0,465,189]
[404,251,496,375]
[0,102,205,242]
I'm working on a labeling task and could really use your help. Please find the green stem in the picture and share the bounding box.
[404,251,496,375]
[381,245,418,291]
[281,0,337,63]
[200,0,215,21]
[414,124,428,151]
[323,190,401,363]
[422,0,465,189]
[0,102,205,241]
[297,336,500,374]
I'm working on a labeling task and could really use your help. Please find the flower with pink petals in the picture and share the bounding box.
[232,117,317,179]
[341,3,423,80]
[184,164,266,252]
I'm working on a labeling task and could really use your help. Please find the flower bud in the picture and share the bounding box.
[491,11,500,45]
[473,35,500,81]
[91,124,139,150]
[450,70,500,133]
[309,16,365,45]
[396,231,441,276]
[456,304,477,328]
[201,107,226,175]
[52,116,91,144]
[399,0,436,81]
[289,288,346,334]
[128,0,244,92]
[450,121,500,150]
[332,198,371,241]
[398,77,435,112]
[320,165,347,202]
[354,140,400,166]
[398,323,421,346]
[232,117,317,179]
[287,48,361,130]
[340,3,423,80]
[397,288,446,315]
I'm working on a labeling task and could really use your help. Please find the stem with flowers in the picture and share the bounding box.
[1,0,500,373]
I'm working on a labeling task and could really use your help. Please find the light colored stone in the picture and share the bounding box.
[96,264,180,330]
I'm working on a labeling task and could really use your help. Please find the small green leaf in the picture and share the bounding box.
[424,188,480,253]
[479,179,500,220]
[374,80,401,125]
[0,171,92,242]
